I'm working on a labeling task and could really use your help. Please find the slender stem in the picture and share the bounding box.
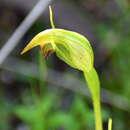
[108,118,112,130]
[93,96,103,130]
[83,68,103,130]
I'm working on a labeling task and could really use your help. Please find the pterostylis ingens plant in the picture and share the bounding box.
[21,6,103,130]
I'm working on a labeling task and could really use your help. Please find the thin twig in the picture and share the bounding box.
[0,0,52,65]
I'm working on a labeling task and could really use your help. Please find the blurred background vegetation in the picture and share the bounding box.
[0,0,130,130]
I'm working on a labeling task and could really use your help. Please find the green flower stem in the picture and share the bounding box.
[108,118,112,130]
[93,95,103,130]
[84,68,103,130]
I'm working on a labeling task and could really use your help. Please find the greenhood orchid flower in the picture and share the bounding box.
[21,6,103,130]
[21,28,94,72]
